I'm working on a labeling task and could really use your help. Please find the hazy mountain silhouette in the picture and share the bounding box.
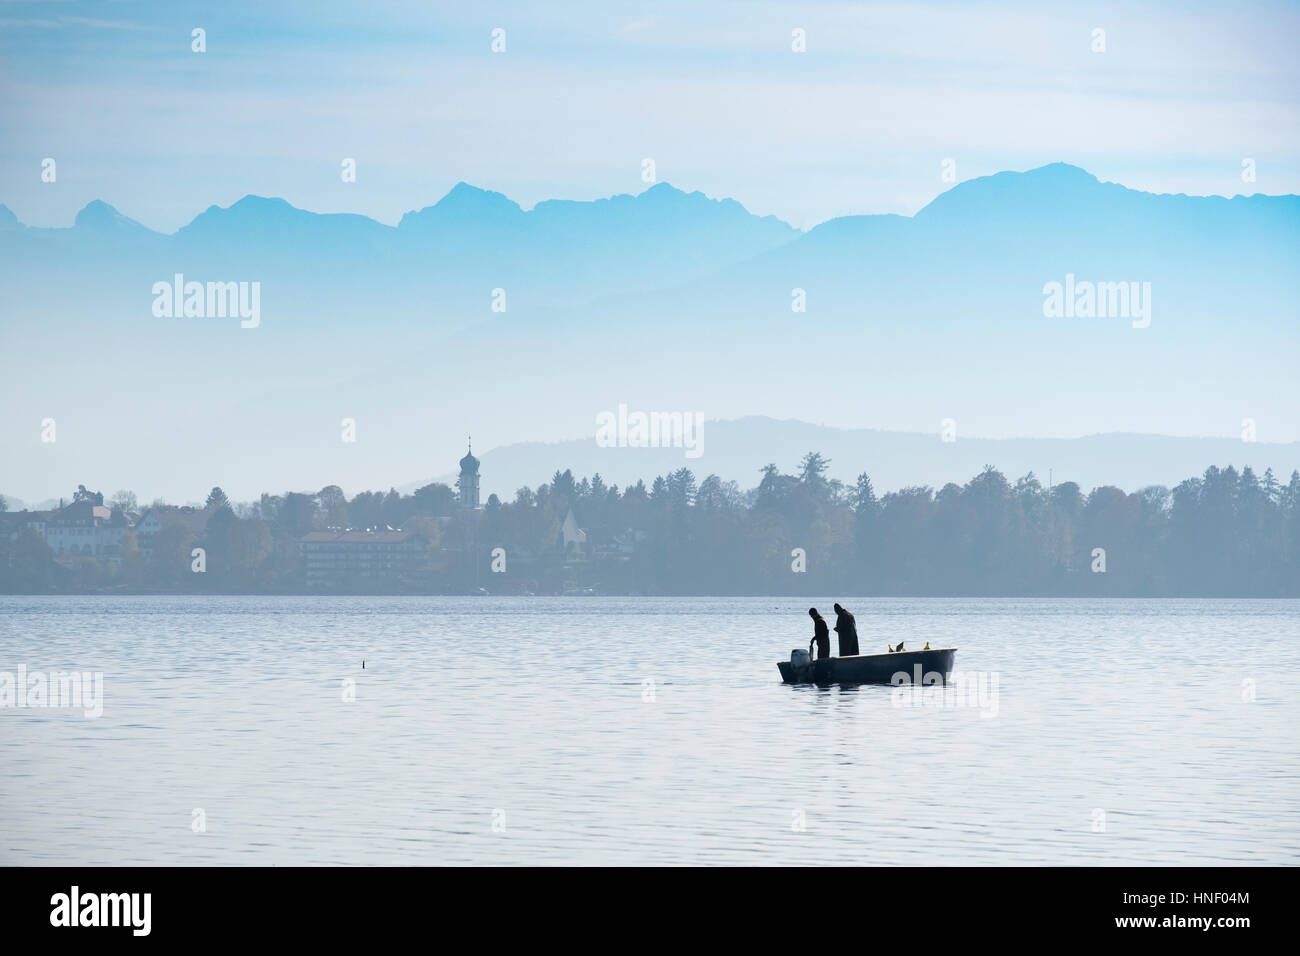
[176,195,396,254]
[4,163,1296,310]
[1,164,1296,502]
[405,417,1300,502]
[695,162,1299,327]
[1,180,799,296]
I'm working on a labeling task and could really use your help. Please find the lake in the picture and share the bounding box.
[1,596,1297,865]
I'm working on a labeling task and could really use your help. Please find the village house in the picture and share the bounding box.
[132,506,210,560]
[298,529,435,588]
[41,501,133,567]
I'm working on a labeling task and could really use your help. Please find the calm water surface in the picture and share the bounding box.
[1,596,1297,865]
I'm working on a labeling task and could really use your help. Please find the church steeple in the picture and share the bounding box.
[457,437,480,509]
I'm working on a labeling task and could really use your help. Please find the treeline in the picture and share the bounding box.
[2,457,1299,595]
[494,457,1299,596]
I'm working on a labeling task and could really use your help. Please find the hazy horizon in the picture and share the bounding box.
[3,1,1298,504]
[7,415,1300,509]
[8,165,1298,237]
[3,0,1299,232]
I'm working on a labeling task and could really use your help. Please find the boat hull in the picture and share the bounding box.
[778,648,957,685]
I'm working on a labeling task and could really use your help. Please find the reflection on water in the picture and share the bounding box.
[1,596,1297,865]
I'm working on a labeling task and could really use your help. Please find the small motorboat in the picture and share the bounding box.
[778,646,957,685]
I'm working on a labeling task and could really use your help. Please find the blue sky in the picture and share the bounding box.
[2,0,1298,231]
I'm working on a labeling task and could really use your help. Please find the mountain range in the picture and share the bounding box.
[411,417,1300,502]
[1,164,1296,504]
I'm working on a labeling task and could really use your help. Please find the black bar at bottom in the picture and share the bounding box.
[0,866,1276,943]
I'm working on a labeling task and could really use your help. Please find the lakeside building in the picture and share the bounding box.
[133,506,210,561]
[0,511,46,548]
[299,530,434,587]
[7,442,488,585]
[458,444,480,509]
[17,500,132,567]
[560,507,587,552]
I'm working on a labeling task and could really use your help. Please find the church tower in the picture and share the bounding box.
[458,440,481,509]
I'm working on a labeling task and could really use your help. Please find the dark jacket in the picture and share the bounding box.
[834,609,859,656]
[810,615,831,659]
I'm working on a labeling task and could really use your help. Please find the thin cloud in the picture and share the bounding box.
[58,15,165,32]
[0,14,164,30]
[619,17,656,34]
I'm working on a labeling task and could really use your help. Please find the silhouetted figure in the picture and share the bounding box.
[832,603,859,656]
[808,607,831,660]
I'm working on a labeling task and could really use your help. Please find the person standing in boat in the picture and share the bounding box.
[832,603,859,656]
[808,608,831,660]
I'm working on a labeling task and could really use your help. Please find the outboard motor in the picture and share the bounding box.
[790,648,811,669]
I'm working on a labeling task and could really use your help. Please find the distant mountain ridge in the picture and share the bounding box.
[7,162,1295,241]
[4,162,1296,302]
[2,163,1297,503]
[0,178,802,302]
[2,178,808,238]
[406,417,1300,502]
[1,179,800,254]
